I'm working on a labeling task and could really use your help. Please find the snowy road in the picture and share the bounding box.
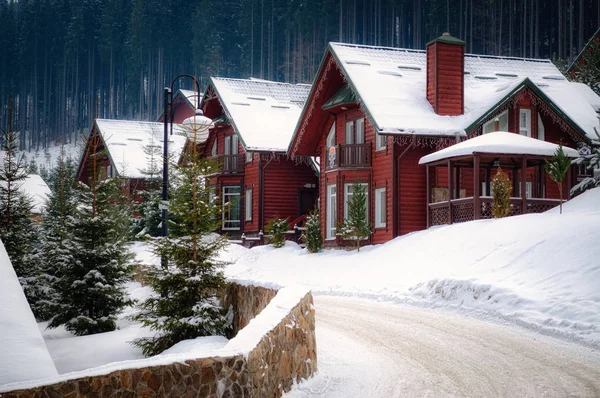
[286,296,600,398]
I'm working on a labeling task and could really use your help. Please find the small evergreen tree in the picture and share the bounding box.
[133,152,230,357]
[571,39,600,95]
[133,135,163,237]
[27,158,38,174]
[32,150,78,320]
[337,181,371,251]
[572,130,600,195]
[546,145,572,214]
[491,167,512,218]
[266,217,288,248]
[49,145,133,336]
[0,113,36,279]
[303,208,322,253]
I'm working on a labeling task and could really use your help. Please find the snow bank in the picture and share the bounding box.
[0,240,58,386]
[224,188,600,348]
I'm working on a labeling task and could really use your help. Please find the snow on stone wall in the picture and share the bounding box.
[0,240,58,385]
[0,283,317,397]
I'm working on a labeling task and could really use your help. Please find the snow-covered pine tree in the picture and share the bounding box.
[133,133,163,237]
[545,144,572,214]
[337,181,371,251]
[572,130,600,195]
[266,217,288,248]
[0,108,36,279]
[134,150,230,357]
[49,142,133,336]
[303,208,322,253]
[491,167,512,218]
[31,149,78,320]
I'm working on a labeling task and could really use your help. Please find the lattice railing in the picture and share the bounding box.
[451,200,475,223]
[430,203,450,226]
[527,199,560,214]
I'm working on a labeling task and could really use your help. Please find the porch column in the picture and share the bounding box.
[474,155,480,219]
[521,156,528,214]
[426,165,431,228]
[567,165,572,200]
[455,166,461,199]
[448,160,453,224]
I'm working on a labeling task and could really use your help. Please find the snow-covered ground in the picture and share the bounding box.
[224,187,600,348]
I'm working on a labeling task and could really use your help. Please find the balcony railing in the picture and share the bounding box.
[210,154,245,174]
[429,197,562,227]
[326,143,372,169]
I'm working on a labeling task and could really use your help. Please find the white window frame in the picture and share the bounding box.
[326,184,337,240]
[211,138,217,156]
[375,130,387,151]
[519,108,532,137]
[222,186,241,230]
[246,151,253,163]
[326,123,335,148]
[345,118,365,145]
[245,188,252,221]
[343,183,368,221]
[483,110,508,134]
[374,187,386,228]
[537,113,545,141]
[519,181,533,199]
[106,164,113,178]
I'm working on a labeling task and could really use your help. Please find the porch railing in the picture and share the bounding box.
[210,154,245,174]
[429,197,562,226]
[326,143,371,169]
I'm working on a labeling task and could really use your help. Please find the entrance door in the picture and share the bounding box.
[298,188,318,217]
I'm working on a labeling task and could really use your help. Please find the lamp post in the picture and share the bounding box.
[161,74,204,238]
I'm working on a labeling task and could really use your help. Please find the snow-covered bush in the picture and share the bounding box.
[266,217,289,248]
[303,208,322,253]
[337,181,371,251]
[491,167,512,218]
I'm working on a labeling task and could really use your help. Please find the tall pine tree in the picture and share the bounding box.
[134,148,230,356]
[49,143,133,336]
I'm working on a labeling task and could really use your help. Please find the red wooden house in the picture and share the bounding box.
[77,119,187,199]
[157,89,201,124]
[288,33,600,247]
[196,77,318,237]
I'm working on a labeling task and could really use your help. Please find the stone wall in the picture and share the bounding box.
[1,284,316,398]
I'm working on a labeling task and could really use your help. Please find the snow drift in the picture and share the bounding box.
[224,187,600,347]
[0,240,58,385]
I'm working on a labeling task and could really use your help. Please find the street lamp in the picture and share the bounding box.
[161,74,209,238]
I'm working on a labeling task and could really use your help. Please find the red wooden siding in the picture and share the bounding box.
[397,144,429,236]
[244,154,260,233]
[263,158,317,226]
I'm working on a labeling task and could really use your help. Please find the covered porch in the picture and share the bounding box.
[419,132,580,227]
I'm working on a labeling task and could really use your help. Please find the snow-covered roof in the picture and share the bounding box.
[329,42,600,140]
[209,77,310,152]
[178,89,201,108]
[419,131,580,164]
[0,239,58,385]
[95,119,187,179]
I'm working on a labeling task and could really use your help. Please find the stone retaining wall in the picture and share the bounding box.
[1,284,316,398]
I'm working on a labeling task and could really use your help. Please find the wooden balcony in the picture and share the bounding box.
[326,143,372,169]
[429,197,562,226]
[210,154,245,174]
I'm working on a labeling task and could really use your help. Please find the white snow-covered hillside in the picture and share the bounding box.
[0,240,58,385]
[0,142,82,173]
[224,187,600,348]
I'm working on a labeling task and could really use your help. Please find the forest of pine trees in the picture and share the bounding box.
[0,0,599,151]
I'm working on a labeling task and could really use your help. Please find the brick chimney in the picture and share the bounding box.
[426,32,466,116]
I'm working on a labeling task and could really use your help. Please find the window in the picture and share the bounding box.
[345,118,365,144]
[375,187,386,228]
[106,164,113,178]
[519,108,531,137]
[246,151,253,163]
[326,123,335,148]
[211,139,217,156]
[344,183,368,220]
[519,182,533,199]
[537,114,545,141]
[224,134,238,155]
[375,130,387,151]
[326,185,337,240]
[483,110,508,134]
[222,186,241,230]
[245,188,252,221]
